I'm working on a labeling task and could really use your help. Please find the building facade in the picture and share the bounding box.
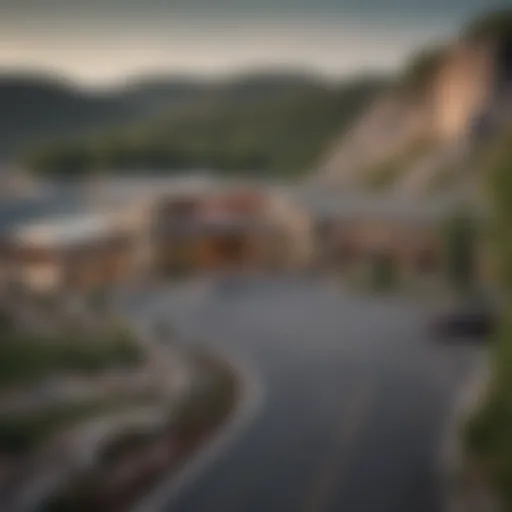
[1,214,140,293]
[152,188,313,275]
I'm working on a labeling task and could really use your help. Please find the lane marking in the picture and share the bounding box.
[130,335,264,512]
[302,379,373,512]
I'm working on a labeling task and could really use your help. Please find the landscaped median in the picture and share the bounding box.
[0,325,143,390]
[0,296,243,512]
[37,350,241,512]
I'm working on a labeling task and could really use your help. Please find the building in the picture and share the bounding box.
[295,189,479,279]
[1,213,140,293]
[152,187,313,275]
[0,178,315,292]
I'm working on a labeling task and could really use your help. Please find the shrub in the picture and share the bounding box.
[0,328,143,388]
[442,211,478,293]
[368,253,398,291]
[465,321,512,506]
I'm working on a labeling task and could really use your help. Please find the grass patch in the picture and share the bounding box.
[363,136,433,191]
[0,393,158,456]
[464,127,512,509]
[425,164,456,195]
[39,353,240,512]
[364,159,405,191]
[464,320,512,508]
[368,255,399,292]
[0,327,143,389]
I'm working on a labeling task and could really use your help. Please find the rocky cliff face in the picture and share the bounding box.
[318,12,512,196]
[431,40,495,141]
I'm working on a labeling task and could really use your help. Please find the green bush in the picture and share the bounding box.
[464,9,512,42]
[465,321,512,507]
[425,165,456,195]
[363,137,433,192]
[401,46,446,92]
[368,253,398,291]
[99,429,157,466]
[442,211,478,293]
[0,394,153,456]
[464,129,512,509]
[0,328,143,388]
[364,160,404,191]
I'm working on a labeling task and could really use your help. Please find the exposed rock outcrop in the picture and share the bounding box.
[318,10,512,197]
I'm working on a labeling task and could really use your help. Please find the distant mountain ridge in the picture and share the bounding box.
[117,71,326,109]
[0,75,132,156]
[15,71,386,177]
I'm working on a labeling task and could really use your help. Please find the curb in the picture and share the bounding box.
[441,351,501,512]
[130,347,263,512]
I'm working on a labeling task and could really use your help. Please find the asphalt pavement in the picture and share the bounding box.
[126,277,482,512]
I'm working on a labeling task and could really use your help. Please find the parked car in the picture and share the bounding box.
[430,296,498,340]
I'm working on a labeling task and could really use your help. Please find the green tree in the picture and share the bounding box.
[21,77,385,179]
[443,210,477,293]
[464,9,512,43]
[369,252,398,292]
[488,136,512,299]
[463,131,512,510]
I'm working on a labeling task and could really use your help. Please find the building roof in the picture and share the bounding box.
[0,186,87,233]
[288,186,481,224]
[8,212,115,248]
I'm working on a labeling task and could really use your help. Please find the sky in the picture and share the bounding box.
[0,0,509,87]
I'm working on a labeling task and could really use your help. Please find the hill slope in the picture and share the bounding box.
[0,75,135,157]
[318,10,512,197]
[18,73,386,178]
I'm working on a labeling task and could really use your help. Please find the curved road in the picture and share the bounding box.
[128,277,481,512]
